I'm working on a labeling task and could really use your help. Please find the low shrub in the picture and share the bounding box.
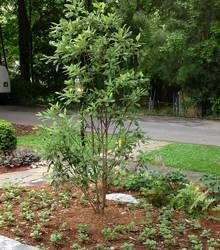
[111,169,188,192]
[0,120,17,151]
[171,184,215,215]
[111,169,188,207]
[141,181,172,207]
[200,175,220,200]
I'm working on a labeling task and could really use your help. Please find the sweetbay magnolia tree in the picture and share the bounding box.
[41,0,149,214]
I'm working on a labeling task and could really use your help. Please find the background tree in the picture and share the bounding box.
[17,0,31,81]
[0,0,219,115]
[118,0,220,115]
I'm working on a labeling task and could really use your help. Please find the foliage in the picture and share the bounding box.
[0,185,219,249]
[171,184,215,215]
[0,0,66,100]
[50,231,63,245]
[0,120,17,151]
[111,169,188,207]
[111,168,187,191]
[101,227,117,241]
[188,234,203,250]
[120,243,134,250]
[77,224,90,242]
[118,0,220,115]
[41,0,148,214]
[143,239,157,250]
[30,224,43,240]
[201,175,220,200]
[141,182,172,207]
[209,97,220,115]
[1,0,219,115]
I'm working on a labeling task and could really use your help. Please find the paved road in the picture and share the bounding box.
[0,105,220,146]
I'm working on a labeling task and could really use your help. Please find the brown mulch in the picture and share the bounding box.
[0,165,32,175]
[12,123,36,136]
[0,185,146,250]
[0,184,219,250]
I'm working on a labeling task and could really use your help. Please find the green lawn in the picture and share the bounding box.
[19,131,220,176]
[17,130,47,150]
[17,130,117,150]
[138,143,220,176]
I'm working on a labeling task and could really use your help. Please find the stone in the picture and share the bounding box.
[30,160,49,169]
[0,235,38,250]
[30,178,44,185]
[106,193,139,204]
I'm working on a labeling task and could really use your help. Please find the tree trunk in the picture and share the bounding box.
[28,0,34,82]
[0,24,8,69]
[17,0,31,81]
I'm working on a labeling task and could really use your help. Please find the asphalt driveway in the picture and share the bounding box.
[0,105,220,146]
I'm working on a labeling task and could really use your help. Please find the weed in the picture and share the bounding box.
[71,243,83,249]
[139,226,156,241]
[50,231,63,245]
[188,234,203,250]
[101,227,117,241]
[143,239,157,250]
[59,191,71,208]
[77,224,90,242]
[30,224,43,240]
[120,242,134,250]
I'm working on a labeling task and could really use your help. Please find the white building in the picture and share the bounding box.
[0,65,10,93]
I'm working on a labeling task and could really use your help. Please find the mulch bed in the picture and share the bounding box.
[12,123,36,136]
[0,184,219,250]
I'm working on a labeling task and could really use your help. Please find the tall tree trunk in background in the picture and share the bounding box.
[0,24,8,69]
[28,0,34,82]
[17,0,31,81]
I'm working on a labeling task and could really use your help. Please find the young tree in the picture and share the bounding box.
[41,0,148,214]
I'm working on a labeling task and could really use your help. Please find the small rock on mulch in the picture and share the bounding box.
[106,193,139,204]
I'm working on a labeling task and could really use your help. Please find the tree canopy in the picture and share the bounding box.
[1,0,219,115]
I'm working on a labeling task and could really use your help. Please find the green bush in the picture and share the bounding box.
[171,184,215,215]
[0,120,17,151]
[111,169,188,192]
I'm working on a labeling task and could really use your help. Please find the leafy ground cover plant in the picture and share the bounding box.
[50,231,63,246]
[171,183,215,215]
[111,168,217,214]
[201,175,220,200]
[0,184,219,249]
[77,224,90,242]
[111,169,188,207]
[111,168,188,192]
[120,243,134,250]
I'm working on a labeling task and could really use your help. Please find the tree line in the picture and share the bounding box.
[0,0,219,116]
